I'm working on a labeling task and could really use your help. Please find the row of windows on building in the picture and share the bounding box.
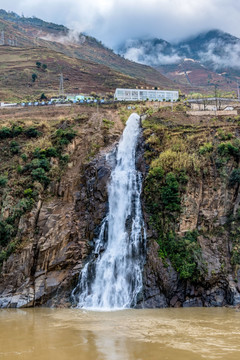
[114,88,179,102]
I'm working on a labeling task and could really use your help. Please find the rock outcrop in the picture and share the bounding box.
[141,110,240,308]
[0,152,114,308]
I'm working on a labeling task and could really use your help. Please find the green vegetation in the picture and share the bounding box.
[10,141,20,154]
[0,176,8,188]
[229,169,240,187]
[0,117,78,265]
[53,128,76,148]
[142,110,219,280]
[199,142,213,155]
[32,73,38,83]
[0,125,23,139]
[217,141,240,159]
[217,129,233,141]
[0,197,34,247]
[102,118,114,129]
[24,127,41,138]
[226,211,240,268]
[160,230,202,280]
[144,164,202,280]
[142,108,240,281]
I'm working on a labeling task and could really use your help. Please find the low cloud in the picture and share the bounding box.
[39,30,86,45]
[123,40,181,66]
[198,40,240,69]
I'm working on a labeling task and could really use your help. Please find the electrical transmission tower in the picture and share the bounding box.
[59,73,64,96]
[0,31,5,45]
[34,37,39,47]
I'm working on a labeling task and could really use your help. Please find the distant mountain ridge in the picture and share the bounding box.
[119,30,240,69]
[119,30,240,91]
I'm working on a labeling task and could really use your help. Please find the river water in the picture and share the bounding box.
[1,308,240,360]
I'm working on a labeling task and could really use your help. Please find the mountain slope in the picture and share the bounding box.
[0,10,174,95]
[0,46,149,102]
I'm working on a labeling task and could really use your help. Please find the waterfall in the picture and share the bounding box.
[72,113,146,310]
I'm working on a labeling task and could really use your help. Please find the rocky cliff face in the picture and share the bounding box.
[143,177,240,308]
[0,150,116,308]
[141,108,240,308]
[0,108,123,308]
[1,106,240,309]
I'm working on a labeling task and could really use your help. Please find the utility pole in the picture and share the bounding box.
[237,80,240,102]
[59,73,64,97]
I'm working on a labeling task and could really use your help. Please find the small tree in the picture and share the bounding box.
[40,93,47,100]
[42,64,47,71]
[32,73,38,83]
[36,61,41,68]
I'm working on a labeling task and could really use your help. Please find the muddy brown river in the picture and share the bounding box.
[1,308,240,360]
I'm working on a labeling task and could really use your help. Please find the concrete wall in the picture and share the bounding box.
[186,110,238,116]
[191,104,235,111]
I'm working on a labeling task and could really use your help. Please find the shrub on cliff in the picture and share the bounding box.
[54,128,76,146]
[160,172,181,213]
[0,176,8,188]
[33,146,58,159]
[151,149,200,174]
[24,127,41,138]
[199,142,213,155]
[0,220,15,246]
[0,127,12,139]
[10,141,20,155]
[31,168,50,186]
[229,169,240,187]
[217,141,240,160]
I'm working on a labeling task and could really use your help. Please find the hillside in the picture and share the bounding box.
[0,46,148,102]
[0,10,175,101]
[157,59,235,92]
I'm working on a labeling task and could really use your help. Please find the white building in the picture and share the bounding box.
[114,88,179,102]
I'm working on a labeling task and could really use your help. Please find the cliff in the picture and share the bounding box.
[142,106,240,307]
[0,104,124,307]
[1,103,240,308]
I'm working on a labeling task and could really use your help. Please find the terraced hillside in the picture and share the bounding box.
[0,11,175,101]
[0,46,147,102]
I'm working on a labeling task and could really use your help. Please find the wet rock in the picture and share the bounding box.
[183,298,203,307]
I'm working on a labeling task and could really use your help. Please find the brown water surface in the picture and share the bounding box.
[0,308,240,360]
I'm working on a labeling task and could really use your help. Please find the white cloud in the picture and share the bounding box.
[123,40,181,66]
[1,0,240,47]
[199,40,240,69]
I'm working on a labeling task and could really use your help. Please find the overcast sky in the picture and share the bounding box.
[1,0,240,48]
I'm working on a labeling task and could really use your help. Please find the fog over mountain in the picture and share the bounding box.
[1,0,240,48]
[119,30,240,71]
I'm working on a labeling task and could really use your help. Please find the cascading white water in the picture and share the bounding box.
[72,113,146,310]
